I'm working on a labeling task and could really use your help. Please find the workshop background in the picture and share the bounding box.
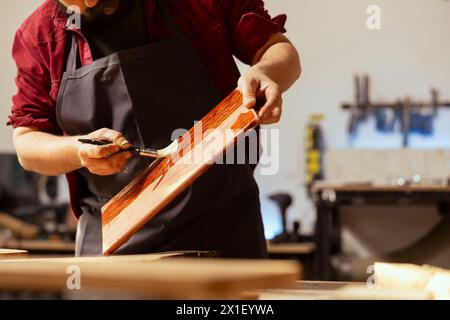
[1,0,450,280]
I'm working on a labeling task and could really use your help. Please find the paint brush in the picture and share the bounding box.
[78,138,179,159]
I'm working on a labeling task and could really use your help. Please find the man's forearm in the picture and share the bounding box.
[13,128,82,176]
[252,39,301,92]
[238,33,300,124]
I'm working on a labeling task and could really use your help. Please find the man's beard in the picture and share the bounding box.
[57,0,130,25]
[84,0,129,24]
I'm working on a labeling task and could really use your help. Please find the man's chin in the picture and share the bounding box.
[83,0,122,24]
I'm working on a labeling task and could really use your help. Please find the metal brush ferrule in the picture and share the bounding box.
[138,148,159,158]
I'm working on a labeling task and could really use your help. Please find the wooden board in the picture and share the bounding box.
[3,251,218,263]
[249,281,428,300]
[4,252,187,264]
[267,242,315,255]
[0,249,28,260]
[247,281,354,300]
[329,285,429,300]
[312,182,450,193]
[374,262,450,300]
[102,89,260,255]
[2,240,75,252]
[0,258,300,299]
[0,212,39,239]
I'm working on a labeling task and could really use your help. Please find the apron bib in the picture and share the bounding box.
[56,0,267,258]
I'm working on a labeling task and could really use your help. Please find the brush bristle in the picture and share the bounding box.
[157,140,179,157]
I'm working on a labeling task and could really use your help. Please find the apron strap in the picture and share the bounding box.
[157,0,184,39]
[66,33,79,73]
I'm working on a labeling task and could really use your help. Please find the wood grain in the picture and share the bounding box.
[0,258,300,299]
[102,89,260,255]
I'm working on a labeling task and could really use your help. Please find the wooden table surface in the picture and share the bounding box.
[1,240,75,253]
[0,253,430,300]
[267,242,315,255]
[0,255,300,299]
[251,281,429,300]
[312,182,450,193]
[0,249,28,260]
[249,281,352,300]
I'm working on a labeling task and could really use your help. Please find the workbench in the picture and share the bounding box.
[250,281,353,300]
[0,251,439,300]
[312,183,450,280]
[0,249,28,259]
[267,242,315,279]
[251,281,427,300]
[1,240,75,254]
[0,253,301,299]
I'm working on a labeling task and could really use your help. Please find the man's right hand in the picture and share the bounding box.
[78,128,133,176]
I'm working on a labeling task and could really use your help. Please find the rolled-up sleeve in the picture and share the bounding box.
[218,0,287,65]
[7,30,61,134]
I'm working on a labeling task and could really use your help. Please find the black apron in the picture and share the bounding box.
[56,0,267,258]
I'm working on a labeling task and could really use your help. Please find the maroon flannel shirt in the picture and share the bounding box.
[8,0,286,217]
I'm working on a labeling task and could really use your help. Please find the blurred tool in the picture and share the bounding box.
[348,74,371,137]
[0,154,74,244]
[408,107,434,136]
[290,221,313,243]
[343,78,450,147]
[269,194,313,244]
[375,107,398,133]
[0,213,39,240]
[306,114,325,191]
[269,193,292,244]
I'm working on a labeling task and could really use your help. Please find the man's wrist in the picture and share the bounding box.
[249,63,269,76]
[68,135,84,170]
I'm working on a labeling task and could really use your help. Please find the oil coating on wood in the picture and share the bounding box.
[102,89,260,255]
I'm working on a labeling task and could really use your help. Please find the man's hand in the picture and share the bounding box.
[238,33,301,125]
[14,126,134,176]
[77,128,133,176]
[238,69,283,125]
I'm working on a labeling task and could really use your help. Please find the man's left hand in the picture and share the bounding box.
[238,68,283,125]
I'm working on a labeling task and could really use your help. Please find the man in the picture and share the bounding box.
[8,0,300,257]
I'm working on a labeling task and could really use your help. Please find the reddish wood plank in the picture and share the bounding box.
[102,89,260,255]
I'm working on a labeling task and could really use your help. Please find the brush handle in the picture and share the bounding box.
[78,139,157,158]
[78,138,111,146]
[78,138,138,153]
